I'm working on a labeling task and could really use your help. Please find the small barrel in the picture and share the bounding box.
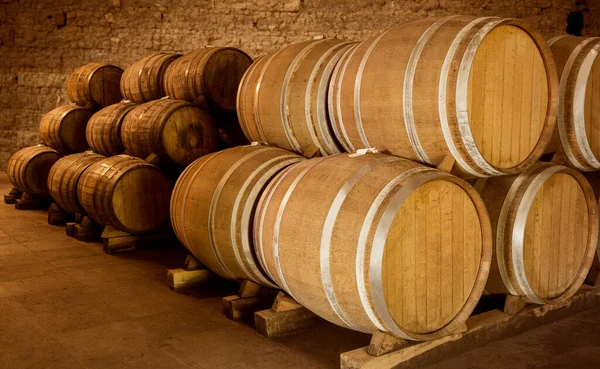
[86,101,137,156]
[476,163,598,304]
[67,62,124,108]
[77,155,172,234]
[39,105,93,154]
[171,145,304,286]
[120,53,182,103]
[237,39,356,156]
[7,146,61,198]
[47,152,105,214]
[547,36,600,171]
[163,47,252,111]
[329,16,558,177]
[120,99,219,166]
[254,152,492,340]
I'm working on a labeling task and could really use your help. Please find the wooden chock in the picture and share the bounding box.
[550,150,567,165]
[367,331,409,357]
[167,254,213,291]
[222,280,277,320]
[47,202,71,225]
[144,153,160,166]
[254,291,322,338]
[4,187,22,204]
[74,215,101,242]
[302,145,322,159]
[15,192,50,210]
[435,155,456,174]
[503,295,529,315]
[102,225,175,254]
[585,256,600,287]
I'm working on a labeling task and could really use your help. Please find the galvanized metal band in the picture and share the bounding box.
[209,148,270,281]
[356,166,433,335]
[331,43,361,152]
[547,35,568,47]
[573,40,600,169]
[511,166,564,304]
[455,18,506,176]
[354,31,394,149]
[438,17,495,177]
[557,37,599,171]
[254,49,285,142]
[370,169,442,340]
[403,17,458,165]
[281,41,320,153]
[320,156,399,332]
[231,155,301,289]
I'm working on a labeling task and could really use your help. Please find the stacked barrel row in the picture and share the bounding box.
[170,15,600,342]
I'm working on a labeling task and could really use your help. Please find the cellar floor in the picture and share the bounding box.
[0,172,598,369]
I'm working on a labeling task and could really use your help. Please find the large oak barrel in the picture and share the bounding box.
[47,152,105,214]
[120,99,219,166]
[237,39,356,156]
[120,53,182,103]
[77,155,172,234]
[329,16,558,177]
[546,36,600,171]
[67,63,124,108]
[86,101,137,156]
[163,47,252,111]
[39,105,93,154]
[476,163,598,304]
[7,146,61,198]
[254,152,492,340]
[171,145,303,287]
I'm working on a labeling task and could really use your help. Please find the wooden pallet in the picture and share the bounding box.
[340,285,600,369]
[102,226,176,254]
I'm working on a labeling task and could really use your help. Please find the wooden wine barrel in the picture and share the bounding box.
[546,36,600,171]
[329,16,558,177]
[86,101,137,156]
[171,145,303,286]
[237,39,356,156]
[255,152,492,340]
[47,152,105,214]
[476,162,598,304]
[120,99,219,166]
[163,47,252,111]
[7,146,61,198]
[77,155,172,234]
[39,105,93,154]
[67,63,124,108]
[120,53,182,103]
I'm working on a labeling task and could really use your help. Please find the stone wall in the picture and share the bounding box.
[0,0,598,170]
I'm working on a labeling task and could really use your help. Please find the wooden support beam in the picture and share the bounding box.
[3,187,22,204]
[222,280,277,320]
[254,292,322,338]
[167,255,213,291]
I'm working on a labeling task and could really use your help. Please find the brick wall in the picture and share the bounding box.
[1,0,598,170]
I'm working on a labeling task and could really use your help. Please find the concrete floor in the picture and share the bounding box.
[0,172,599,369]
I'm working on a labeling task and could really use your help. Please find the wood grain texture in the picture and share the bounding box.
[477,163,598,304]
[171,145,303,287]
[328,16,557,178]
[163,47,252,111]
[237,39,356,155]
[120,53,182,103]
[39,105,93,154]
[67,63,124,108]
[77,155,172,234]
[254,153,492,340]
[47,152,105,214]
[120,99,219,167]
[86,101,137,156]
[7,145,61,198]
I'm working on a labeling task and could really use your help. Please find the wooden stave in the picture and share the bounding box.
[476,162,599,304]
[47,152,105,214]
[86,101,137,156]
[120,53,182,103]
[547,36,600,171]
[328,16,558,178]
[77,155,172,234]
[120,99,219,166]
[39,105,93,154]
[7,146,61,197]
[67,63,124,108]
[163,47,253,111]
[170,145,304,286]
[254,153,492,341]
